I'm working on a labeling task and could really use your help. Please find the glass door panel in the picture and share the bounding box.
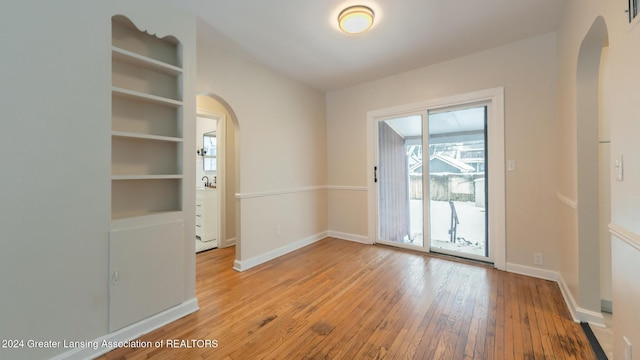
[377,115,425,250]
[427,106,489,261]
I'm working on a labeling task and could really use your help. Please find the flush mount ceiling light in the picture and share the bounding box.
[338,5,375,34]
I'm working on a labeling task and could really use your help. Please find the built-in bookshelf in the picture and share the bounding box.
[111,15,184,221]
[108,13,188,332]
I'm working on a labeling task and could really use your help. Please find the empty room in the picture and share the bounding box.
[1,0,639,359]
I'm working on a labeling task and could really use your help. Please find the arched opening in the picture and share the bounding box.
[196,93,241,262]
[576,16,609,320]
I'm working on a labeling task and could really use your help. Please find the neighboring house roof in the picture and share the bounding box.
[429,154,476,173]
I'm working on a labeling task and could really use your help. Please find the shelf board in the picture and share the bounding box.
[112,131,183,143]
[112,175,183,181]
[111,210,182,225]
[112,87,182,108]
[112,46,183,76]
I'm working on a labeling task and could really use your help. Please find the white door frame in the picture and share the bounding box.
[367,87,506,270]
[196,110,227,249]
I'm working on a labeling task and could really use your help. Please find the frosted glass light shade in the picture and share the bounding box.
[338,6,374,34]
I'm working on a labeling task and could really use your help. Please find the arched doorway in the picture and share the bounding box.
[575,16,609,321]
[196,93,241,261]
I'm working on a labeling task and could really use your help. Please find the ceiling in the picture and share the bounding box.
[164,0,567,91]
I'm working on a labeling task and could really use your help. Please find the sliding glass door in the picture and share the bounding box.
[369,88,504,267]
[374,104,492,263]
[376,114,426,251]
[427,105,489,261]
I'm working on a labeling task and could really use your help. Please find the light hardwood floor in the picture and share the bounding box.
[99,238,596,359]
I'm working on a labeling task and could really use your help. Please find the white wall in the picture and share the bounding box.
[556,0,640,357]
[0,2,110,359]
[327,33,559,271]
[0,1,196,359]
[599,2,640,356]
[195,20,328,266]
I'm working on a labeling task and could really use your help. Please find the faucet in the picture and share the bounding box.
[201,176,210,187]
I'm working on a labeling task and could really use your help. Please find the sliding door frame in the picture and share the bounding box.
[367,87,506,270]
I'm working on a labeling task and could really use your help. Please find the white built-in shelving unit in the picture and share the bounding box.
[110,15,184,221]
[109,14,188,332]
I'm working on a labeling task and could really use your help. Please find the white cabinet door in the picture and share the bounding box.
[196,189,218,242]
[109,221,184,331]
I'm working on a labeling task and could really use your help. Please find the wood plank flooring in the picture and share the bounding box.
[99,238,595,359]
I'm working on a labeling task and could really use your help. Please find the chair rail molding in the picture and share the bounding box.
[557,192,578,209]
[326,185,368,191]
[235,186,327,199]
[609,222,640,251]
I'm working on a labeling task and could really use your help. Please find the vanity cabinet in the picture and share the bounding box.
[196,189,218,246]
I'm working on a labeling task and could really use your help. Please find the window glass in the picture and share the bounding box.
[203,132,217,172]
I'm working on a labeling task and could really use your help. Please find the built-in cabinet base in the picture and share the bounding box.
[109,221,184,331]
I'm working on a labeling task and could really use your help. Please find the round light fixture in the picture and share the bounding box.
[338,5,374,34]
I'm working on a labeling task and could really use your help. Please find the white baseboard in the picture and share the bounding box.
[556,274,605,326]
[506,263,559,281]
[222,237,236,248]
[233,232,328,272]
[555,273,580,322]
[51,298,199,360]
[327,231,372,245]
[506,263,604,327]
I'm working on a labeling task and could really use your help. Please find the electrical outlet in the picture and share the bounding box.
[624,336,632,360]
[533,252,544,265]
[276,226,282,236]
